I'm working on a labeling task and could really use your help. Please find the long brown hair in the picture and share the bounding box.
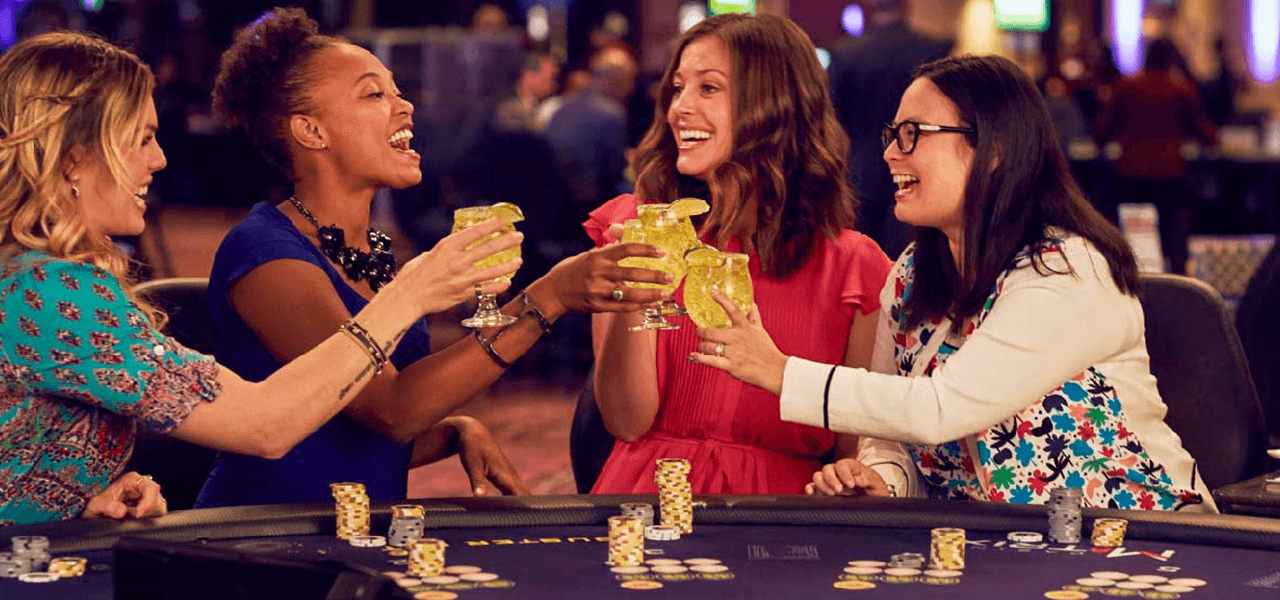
[631,13,856,278]
[903,55,1139,332]
[0,31,164,326]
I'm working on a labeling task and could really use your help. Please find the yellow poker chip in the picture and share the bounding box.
[1044,591,1090,600]
[833,580,877,590]
[414,592,459,600]
[620,580,664,590]
[489,202,525,223]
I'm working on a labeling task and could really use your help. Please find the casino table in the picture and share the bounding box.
[3,495,1280,599]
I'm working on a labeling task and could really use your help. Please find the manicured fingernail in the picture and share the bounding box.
[685,354,696,362]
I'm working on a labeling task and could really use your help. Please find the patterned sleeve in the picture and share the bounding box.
[1,260,221,433]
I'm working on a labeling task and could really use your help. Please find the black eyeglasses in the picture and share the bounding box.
[880,120,977,154]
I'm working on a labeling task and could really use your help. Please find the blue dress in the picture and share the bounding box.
[195,202,432,507]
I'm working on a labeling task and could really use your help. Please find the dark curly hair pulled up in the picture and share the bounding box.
[212,7,343,180]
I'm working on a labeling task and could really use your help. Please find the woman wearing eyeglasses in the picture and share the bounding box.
[691,55,1215,511]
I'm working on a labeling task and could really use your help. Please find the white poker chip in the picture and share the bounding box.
[421,575,461,585]
[1114,581,1154,590]
[682,558,721,565]
[443,565,482,574]
[1075,578,1116,587]
[844,566,883,575]
[848,560,887,568]
[883,567,921,576]
[17,572,59,583]
[1089,571,1130,580]
[1166,578,1207,587]
[1157,566,1182,573]
[642,549,665,555]
[609,566,649,574]
[1007,531,1044,543]
[1155,585,1196,593]
[689,564,729,574]
[349,535,386,548]
[458,572,499,582]
[923,569,963,578]
[644,558,682,566]
[650,565,688,574]
[1128,575,1168,584]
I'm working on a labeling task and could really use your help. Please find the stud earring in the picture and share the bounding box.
[70,184,80,198]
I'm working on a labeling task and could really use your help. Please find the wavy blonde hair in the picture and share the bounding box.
[0,31,163,326]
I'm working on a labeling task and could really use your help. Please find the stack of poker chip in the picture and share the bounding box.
[654,458,693,534]
[388,504,426,548]
[607,515,645,567]
[329,482,370,540]
[889,552,925,568]
[407,538,447,578]
[1090,517,1129,547]
[8,536,50,575]
[928,527,966,570]
[1046,486,1084,544]
[47,557,87,578]
[620,502,654,527]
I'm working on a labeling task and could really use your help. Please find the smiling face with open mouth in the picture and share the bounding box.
[76,96,166,238]
[667,35,734,182]
[305,43,421,190]
[883,77,975,242]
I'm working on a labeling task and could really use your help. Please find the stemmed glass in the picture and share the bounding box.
[618,218,687,330]
[636,200,704,316]
[451,203,524,328]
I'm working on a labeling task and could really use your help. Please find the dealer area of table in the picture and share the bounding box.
[2,495,1279,599]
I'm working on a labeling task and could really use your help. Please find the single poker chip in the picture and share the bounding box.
[458,572,499,582]
[923,569,964,578]
[1089,571,1131,580]
[1075,578,1116,587]
[1113,581,1154,590]
[1043,591,1089,600]
[443,565,482,575]
[349,535,387,548]
[1155,585,1197,593]
[1128,575,1168,584]
[620,580,664,590]
[381,571,406,580]
[643,558,682,566]
[17,572,59,583]
[649,565,688,574]
[682,558,721,565]
[642,549,665,555]
[1007,531,1044,543]
[421,575,461,585]
[383,548,408,556]
[833,580,876,590]
[1166,578,1207,587]
[1157,566,1182,573]
[844,566,883,575]
[396,578,423,588]
[610,566,650,574]
[848,560,887,568]
[414,592,459,600]
[883,567,921,576]
[689,564,729,574]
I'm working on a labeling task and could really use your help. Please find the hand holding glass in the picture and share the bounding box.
[452,203,524,328]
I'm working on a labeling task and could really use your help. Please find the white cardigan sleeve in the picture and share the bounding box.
[780,243,1140,446]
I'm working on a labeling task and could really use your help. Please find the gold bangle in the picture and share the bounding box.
[339,319,388,375]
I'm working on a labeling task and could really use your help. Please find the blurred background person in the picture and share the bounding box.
[827,0,952,261]
[494,51,560,133]
[1097,38,1217,275]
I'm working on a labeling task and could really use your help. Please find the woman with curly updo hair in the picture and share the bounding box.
[0,32,520,525]
[584,13,914,495]
[197,8,669,507]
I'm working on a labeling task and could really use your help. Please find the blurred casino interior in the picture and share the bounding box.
[3,0,1277,499]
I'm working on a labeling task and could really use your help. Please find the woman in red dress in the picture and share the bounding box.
[585,14,912,495]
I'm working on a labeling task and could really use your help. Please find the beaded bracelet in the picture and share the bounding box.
[339,320,388,375]
[474,328,512,369]
[519,290,553,334]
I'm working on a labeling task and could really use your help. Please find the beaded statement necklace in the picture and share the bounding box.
[289,196,396,292]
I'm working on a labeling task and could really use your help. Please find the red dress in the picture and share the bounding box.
[584,195,892,494]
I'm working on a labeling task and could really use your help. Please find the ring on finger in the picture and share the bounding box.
[475,283,484,297]
[714,343,725,357]
[611,287,625,301]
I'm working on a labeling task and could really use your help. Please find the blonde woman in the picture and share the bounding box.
[0,31,520,525]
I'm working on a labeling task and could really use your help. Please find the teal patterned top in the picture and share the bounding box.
[0,253,221,525]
